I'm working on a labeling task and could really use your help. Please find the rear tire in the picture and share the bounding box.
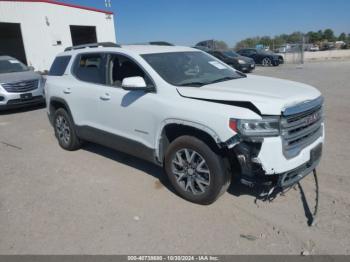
[164,136,230,205]
[53,108,82,151]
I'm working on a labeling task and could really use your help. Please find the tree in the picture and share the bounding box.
[233,29,349,50]
[234,37,260,50]
[338,32,347,41]
[214,40,228,50]
[287,31,303,43]
[273,35,287,47]
[259,36,272,47]
[323,29,335,42]
[306,31,321,43]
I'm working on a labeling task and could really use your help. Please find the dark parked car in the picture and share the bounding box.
[206,50,255,73]
[237,48,284,66]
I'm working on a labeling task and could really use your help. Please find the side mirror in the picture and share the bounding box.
[28,66,35,71]
[121,76,148,91]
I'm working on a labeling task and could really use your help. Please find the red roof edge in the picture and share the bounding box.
[0,0,114,15]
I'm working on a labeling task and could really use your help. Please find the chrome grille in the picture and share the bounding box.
[281,97,324,158]
[2,79,39,93]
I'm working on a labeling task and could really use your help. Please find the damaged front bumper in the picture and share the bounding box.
[228,139,323,190]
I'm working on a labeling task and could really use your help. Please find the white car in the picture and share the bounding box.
[45,43,324,204]
[309,45,320,52]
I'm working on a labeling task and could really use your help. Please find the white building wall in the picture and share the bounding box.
[0,1,116,71]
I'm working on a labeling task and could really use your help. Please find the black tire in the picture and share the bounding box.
[164,136,231,205]
[261,57,272,67]
[53,108,82,151]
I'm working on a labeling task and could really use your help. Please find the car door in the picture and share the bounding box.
[66,52,108,129]
[92,53,159,155]
[247,49,259,62]
[216,51,232,64]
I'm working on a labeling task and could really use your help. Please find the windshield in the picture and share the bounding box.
[0,58,29,74]
[142,51,244,87]
[223,50,239,58]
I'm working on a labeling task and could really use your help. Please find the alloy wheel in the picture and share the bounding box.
[171,148,211,195]
[55,115,71,145]
[262,57,271,66]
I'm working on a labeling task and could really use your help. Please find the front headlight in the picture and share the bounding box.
[229,117,280,137]
[238,59,246,64]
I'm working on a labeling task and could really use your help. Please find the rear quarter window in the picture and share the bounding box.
[49,56,71,76]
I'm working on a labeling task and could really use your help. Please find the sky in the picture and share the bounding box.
[59,0,350,47]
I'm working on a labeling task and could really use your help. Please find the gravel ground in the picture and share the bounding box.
[0,61,349,255]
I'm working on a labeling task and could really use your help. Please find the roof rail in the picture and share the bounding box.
[64,42,120,51]
[148,41,174,46]
[124,41,174,46]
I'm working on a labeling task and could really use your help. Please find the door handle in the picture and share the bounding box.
[100,93,111,101]
[63,88,71,94]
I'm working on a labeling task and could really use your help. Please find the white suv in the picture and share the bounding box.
[45,43,324,204]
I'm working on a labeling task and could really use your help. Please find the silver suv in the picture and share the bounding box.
[0,56,45,110]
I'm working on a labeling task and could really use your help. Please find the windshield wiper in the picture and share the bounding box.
[178,82,206,87]
[178,76,243,87]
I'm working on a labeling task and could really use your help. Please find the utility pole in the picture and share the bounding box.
[105,0,112,8]
[301,34,305,64]
[104,0,112,20]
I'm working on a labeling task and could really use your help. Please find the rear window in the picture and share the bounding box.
[49,56,71,76]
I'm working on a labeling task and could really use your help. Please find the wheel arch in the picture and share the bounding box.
[155,119,225,164]
[49,97,73,124]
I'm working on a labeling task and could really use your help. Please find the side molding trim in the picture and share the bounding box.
[75,125,158,164]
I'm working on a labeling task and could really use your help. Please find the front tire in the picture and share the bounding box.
[164,136,230,205]
[53,108,82,151]
[261,57,272,67]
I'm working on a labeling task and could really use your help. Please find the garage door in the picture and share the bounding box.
[0,22,27,64]
[70,25,97,46]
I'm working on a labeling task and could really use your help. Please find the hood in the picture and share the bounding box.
[0,71,41,84]
[177,75,321,115]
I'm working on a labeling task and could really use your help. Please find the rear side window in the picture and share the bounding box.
[73,53,106,85]
[49,56,71,76]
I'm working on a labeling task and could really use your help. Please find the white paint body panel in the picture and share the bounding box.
[46,46,325,174]
[0,1,116,71]
[177,75,321,115]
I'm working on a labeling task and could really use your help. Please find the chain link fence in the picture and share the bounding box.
[275,43,304,64]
